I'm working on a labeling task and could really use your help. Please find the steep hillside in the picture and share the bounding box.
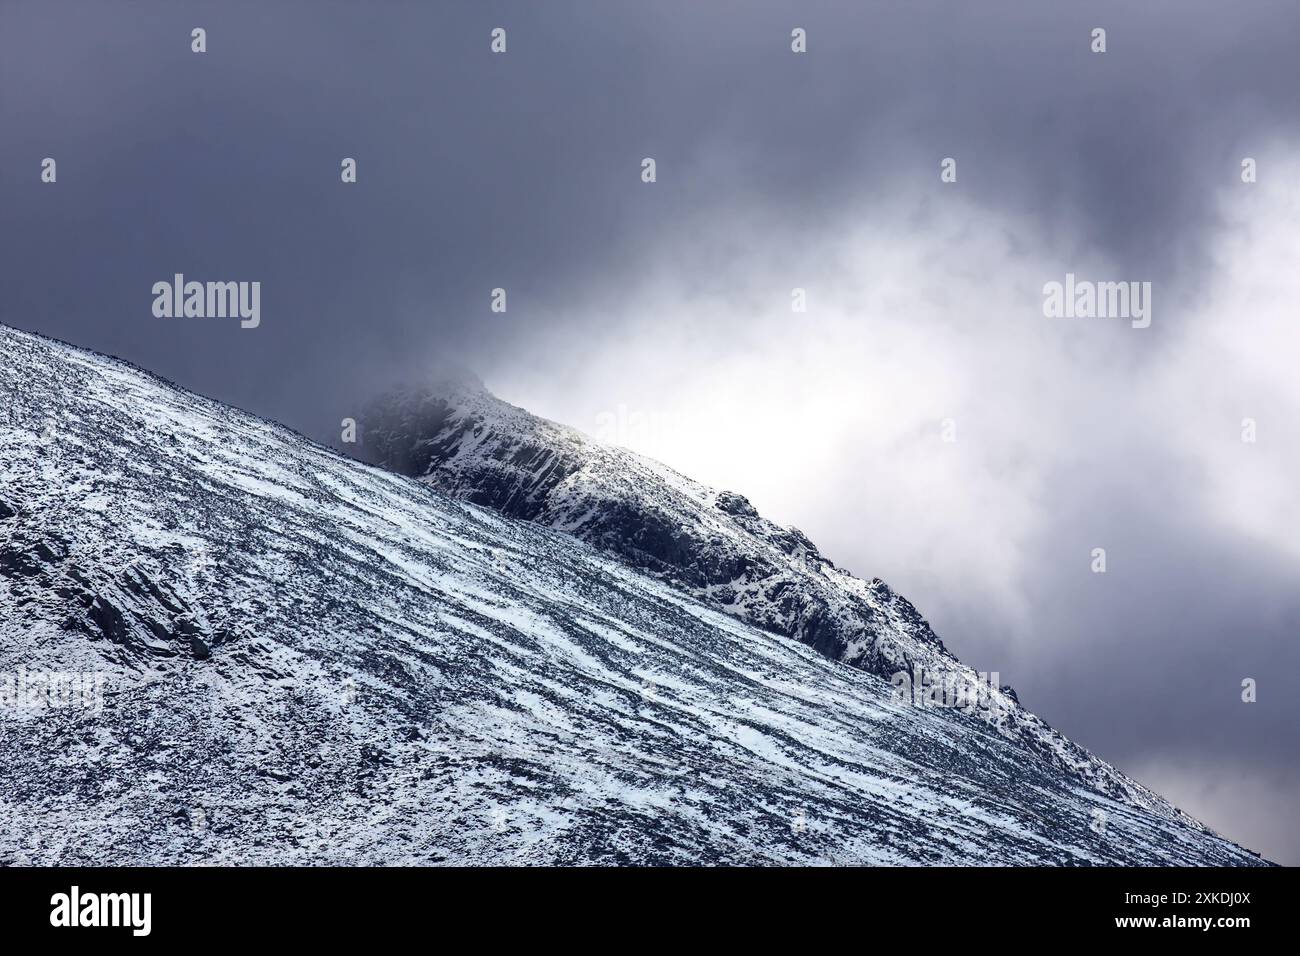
[0,326,1265,864]
[362,381,1209,820]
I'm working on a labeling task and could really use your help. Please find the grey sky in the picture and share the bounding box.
[2,1,1297,861]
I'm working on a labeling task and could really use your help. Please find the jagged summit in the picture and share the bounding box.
[0,325,1266,864]
[361,379,1197,822]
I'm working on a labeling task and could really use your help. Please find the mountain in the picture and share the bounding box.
[359,381,1193,820]
[0,324,1265,865]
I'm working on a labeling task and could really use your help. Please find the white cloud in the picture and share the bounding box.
[499,190,1179,632]
[1153,158,1300,563]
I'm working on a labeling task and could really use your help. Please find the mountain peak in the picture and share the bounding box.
[359,378,1204,824]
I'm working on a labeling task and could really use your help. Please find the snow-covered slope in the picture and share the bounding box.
[0,325,1265,864]
[361,381,1221,826]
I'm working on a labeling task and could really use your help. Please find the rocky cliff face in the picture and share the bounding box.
[361,382,952,676]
